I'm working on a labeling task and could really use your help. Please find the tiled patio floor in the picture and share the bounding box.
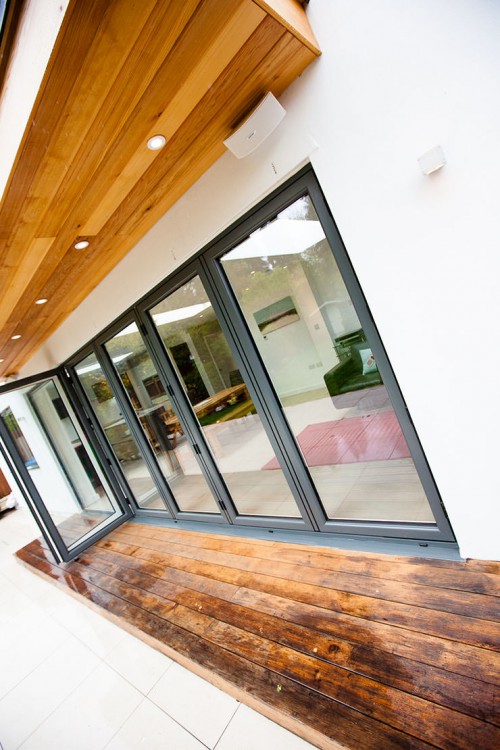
[0,508,314,750]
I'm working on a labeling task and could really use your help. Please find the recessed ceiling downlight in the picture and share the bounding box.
[74,240,90,250]
[11,334,21,340]
[35,298,48,305]
[147,134,166,151]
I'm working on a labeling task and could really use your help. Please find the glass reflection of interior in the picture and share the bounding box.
[0,379,122,549]
[76,353,168,511]
[0,406,38,469]
[104,324,219,514]
[221,195,435,524]
[149,276,302,518]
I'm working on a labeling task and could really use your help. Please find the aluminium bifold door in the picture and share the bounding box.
[0,370,133,562]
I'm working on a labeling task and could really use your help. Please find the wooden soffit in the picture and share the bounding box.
[0,0,319,377]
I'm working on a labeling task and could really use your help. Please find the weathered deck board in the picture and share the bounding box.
[16,523,500,750]
[96,537,500,650]
[110,525,500,620]
[116,523,500,595]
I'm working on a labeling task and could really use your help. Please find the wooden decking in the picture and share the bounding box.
[17,522,500,750]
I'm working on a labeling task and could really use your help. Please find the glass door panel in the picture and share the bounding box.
[220,195,436,525]
[148,275,302,518]
[0,377,127,552]
[104,323,219,514]
[75,353,167,511]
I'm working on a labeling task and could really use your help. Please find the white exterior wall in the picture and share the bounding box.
[19,1,500,560]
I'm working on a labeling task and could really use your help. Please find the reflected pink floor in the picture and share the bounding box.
[263,412,410,469]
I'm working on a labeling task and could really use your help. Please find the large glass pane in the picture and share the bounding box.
[149,276,302,518]
[220,195,435,524]
[104,323,219,513]
[76,353,167,510]
[0,379,124,549]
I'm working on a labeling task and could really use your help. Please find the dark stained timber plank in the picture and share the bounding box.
[233,586,500,686]
[459,558,500,575]
[22,538,57,565]
[167,608,499,749]
[16,548,438,750]
[98,537,500,650]
[117,523,500,595]
[67,546,500,725]
[110,527,500,617]
[59,559,499,749]
[79,544,500,686]
[16,524,500,750]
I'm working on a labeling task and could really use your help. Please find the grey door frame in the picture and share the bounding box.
[198,167,455,541]
[0,165,455,544]
[137,261,317,531]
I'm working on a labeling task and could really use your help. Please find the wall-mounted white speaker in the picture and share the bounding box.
[223,92,286,159]
[418,145,446,175]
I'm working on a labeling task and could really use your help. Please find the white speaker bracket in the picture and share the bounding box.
[223,92,286,159]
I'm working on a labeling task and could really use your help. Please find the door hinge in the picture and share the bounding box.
[166,384,174,397]
[219,500,227,512]
[192,443,201,455]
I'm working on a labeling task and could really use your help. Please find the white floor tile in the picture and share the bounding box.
[104,630,173,695]
[1,560,50,598]
[0,608,70,700]
[0,637,100,749]
[215,704,316,750]
[149,662,238,748]
[0,508,39,556]
[104,698,206,750]
[18,662,142,750]
[0,574,34,627]
[0,509,321,750]
[48,595,127,658]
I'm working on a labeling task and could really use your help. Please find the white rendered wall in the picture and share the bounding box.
[19,1,500,560]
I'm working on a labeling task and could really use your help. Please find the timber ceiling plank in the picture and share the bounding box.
[1,15,290,368]
[1,0,260,323]
[0,0,109,238]
[43,0,204,238]
[0,0,320,376]
[0,0,165,323]
[58,0,259,241]
[31,0,163,237]
[106,16,289,239]
[80,0,267,237]
[252,0,320,54]
[114,29,315,240]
